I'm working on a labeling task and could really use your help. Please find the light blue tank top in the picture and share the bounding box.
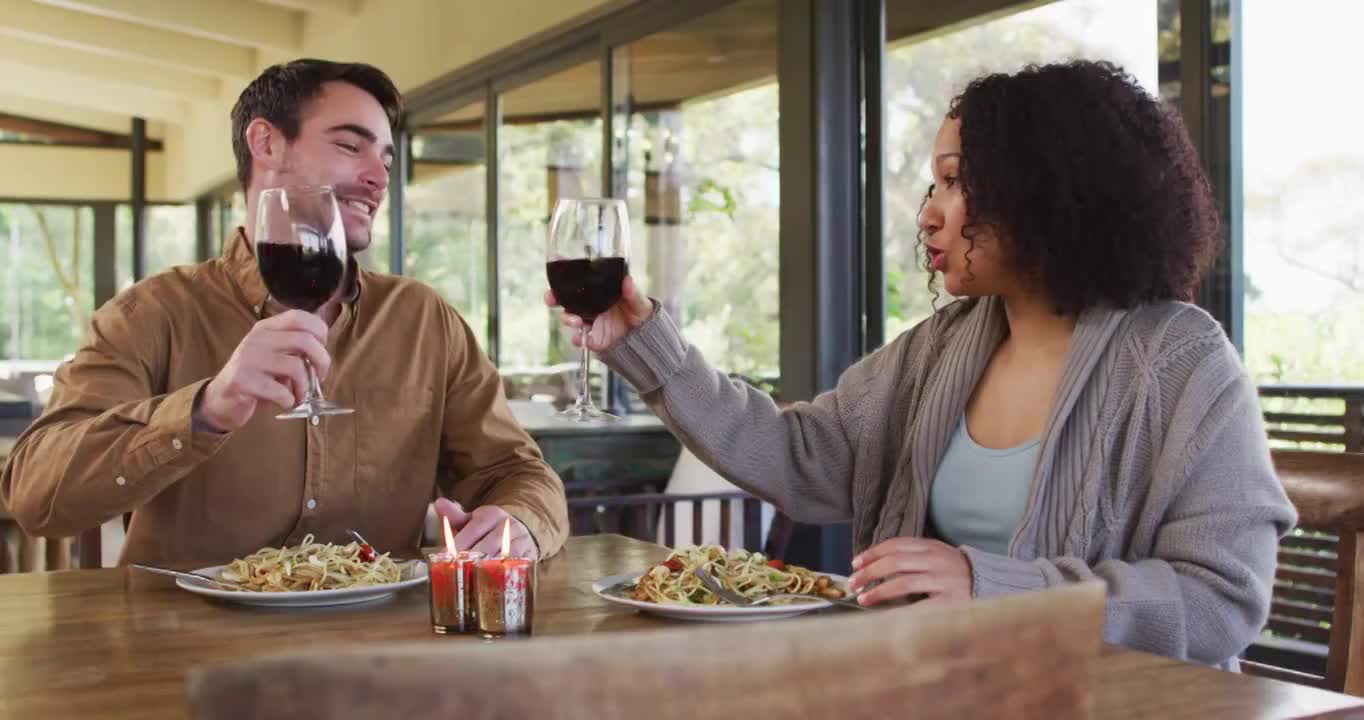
[928,415,1040,555]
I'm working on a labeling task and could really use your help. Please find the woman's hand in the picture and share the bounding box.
[848,537,974,607]
[544,275,654,352]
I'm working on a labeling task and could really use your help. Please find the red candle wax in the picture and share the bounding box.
[475,556,535,637]
[427,550,482,635]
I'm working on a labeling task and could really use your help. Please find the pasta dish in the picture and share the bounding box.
[628,545,846,606]
[220,534,402,592]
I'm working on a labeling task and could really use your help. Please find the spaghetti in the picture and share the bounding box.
[220,534,402,592]
[629,545,846,606]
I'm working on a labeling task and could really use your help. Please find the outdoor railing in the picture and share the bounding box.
[1259,384,1364,454]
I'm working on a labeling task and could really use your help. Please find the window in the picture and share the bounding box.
[115,204,197,289]
[882,0,1160,339]
[612,0,781,380]
[1241,1,1364,385]
[408,103,489,351]
[497,60,603,370]
[218,190,248,255]
[0,203,95,404]
[360,198,392,274]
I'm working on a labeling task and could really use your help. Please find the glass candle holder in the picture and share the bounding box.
[427,549,483,635]
[475,556,536,638]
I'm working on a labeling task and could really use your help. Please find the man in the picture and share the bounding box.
[0,59,568,564]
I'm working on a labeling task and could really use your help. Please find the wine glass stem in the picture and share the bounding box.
[578,326,593,409]
[306,360,326,405]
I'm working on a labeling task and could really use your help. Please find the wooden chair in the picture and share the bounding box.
[186,580,1106,720]
[1244,449,1364,694]
[567,491,775,554]
[0,499,103,573]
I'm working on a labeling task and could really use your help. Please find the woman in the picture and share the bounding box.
[548,60,1295,668]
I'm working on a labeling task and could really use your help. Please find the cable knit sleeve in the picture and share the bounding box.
[600,302,915,525]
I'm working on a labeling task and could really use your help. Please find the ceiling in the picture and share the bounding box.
[0,0,366,141]
[416,0,1038,131]
[426,0,777,129]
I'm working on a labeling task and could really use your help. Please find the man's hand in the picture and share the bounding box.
[194,310,331,432]
[434,498,539,560]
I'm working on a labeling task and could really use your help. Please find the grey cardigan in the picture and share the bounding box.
[601,296,1296,668]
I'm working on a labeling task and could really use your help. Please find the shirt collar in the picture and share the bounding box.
[224,227,363,317]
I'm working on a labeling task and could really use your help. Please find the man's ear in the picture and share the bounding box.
[244,118,286,172]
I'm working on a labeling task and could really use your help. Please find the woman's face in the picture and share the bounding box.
[918,118,1012,299]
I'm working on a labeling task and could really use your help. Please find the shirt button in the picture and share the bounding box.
[310,415,320,426]
[171,438,183,451]
[306,498,317,510]
[115,476,127,486]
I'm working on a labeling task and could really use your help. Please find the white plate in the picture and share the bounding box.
[591,571,850,623]
[174,562,428,608]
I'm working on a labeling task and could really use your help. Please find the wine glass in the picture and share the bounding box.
[546,197,631,422]
[254,185,354,419]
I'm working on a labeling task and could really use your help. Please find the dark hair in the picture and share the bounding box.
[934,60,1218,313]
[230,58,403,191]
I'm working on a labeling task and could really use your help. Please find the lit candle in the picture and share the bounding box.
[475,518,536,638]
[426,516,482,635]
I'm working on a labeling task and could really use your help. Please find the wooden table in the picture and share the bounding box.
[0,534,1361,719]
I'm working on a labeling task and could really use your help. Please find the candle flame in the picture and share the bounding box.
[500,518,511,557]
[443,515,457,555]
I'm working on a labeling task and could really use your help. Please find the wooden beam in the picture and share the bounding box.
[0,62,186,123]
[0,0,255,80]
[0,34,221,100]
[0,112,164,150]
[256,0,361,16]
[36,0,303,52]
[0,113,110,144]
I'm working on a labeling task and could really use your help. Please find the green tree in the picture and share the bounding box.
[0,204,94,362]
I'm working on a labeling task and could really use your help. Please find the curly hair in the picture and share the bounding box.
[933,60,1219,313]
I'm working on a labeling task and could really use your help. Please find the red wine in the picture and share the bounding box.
[258,243,344,312]
[546,257,628,322]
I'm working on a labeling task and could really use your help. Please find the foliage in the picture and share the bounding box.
[0,204,94,362]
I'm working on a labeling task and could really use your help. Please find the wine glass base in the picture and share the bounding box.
[277,401,355,420]
[554,405,620,423]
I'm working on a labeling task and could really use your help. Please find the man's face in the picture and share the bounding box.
[263,81,395,253]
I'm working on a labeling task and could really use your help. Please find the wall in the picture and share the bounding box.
[0,144,167,202]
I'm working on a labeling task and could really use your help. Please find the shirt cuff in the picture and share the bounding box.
[597,300,688,395]
[962,546,1049,598]
[127,379,232,474]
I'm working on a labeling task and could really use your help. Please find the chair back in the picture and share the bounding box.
[568,491,771,553]
[1244,450,1364,695]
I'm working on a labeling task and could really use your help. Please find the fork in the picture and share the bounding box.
[691,566,750,605]
[129,564,245,591]
[748,592,868,611]
[692,566,867,611]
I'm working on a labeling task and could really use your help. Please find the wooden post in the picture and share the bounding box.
[1343,393,1363,454]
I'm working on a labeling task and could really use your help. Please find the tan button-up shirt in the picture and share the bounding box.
[1,231,568,564]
